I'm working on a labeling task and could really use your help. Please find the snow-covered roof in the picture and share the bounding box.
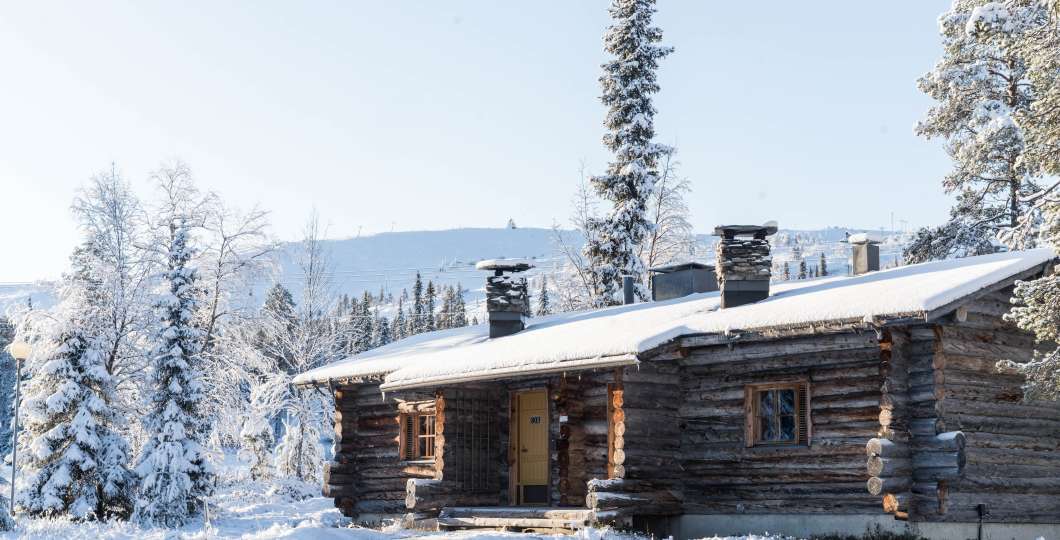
[293,249,1055,391]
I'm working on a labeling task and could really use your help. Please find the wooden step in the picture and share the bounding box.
[438,507,592,531]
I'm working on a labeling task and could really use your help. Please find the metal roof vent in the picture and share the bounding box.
[847,233,881,276]
[648,262,718,301]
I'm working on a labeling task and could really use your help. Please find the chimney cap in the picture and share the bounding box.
[476,258,533,272]
[649,261,715,274]
[714,223,778,238]
[846,232,883,245]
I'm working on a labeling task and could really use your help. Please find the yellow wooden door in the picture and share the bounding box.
[517,390,548,503]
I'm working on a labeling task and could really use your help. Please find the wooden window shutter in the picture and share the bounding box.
[402,414,416,460]
[798,383,811,446]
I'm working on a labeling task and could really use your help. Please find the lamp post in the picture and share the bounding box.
[5,342,29,516]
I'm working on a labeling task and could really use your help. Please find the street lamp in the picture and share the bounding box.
[5,342,29,516]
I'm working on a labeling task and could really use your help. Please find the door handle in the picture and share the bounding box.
[521,448,528,453]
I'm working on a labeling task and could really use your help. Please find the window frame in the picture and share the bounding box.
[399,400,438,462]
[744,381,811,448]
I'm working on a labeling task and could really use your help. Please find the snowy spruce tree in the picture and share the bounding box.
[392,292,408,341]
[911,0,1051,262]
[17,241,134,521]
[423,281,437,332]
[818,253,828,277]
[536,276,552,316]
[372,313,392,348]
[584,0,673,305]
[410,274,424,335]
[451,284,468,327]
[133,219,214,527]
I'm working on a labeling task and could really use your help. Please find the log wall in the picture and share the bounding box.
[587,362,684,520]
[325,382,437,518]
[676,331,884,514]
[928,289,1060,523]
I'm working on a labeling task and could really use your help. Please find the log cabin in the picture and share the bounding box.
[294,227,1060,539]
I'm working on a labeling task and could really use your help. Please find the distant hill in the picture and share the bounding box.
[1,226,911,315]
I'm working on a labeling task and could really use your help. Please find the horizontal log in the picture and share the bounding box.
[866,438,907,458]
[867,476,911,496]
[867,456,910,477]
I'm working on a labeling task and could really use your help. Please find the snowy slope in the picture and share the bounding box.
[264,226,909,306]
[0,226,909,315]
[0,282,56,315]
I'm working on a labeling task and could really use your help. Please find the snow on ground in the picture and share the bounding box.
[0,456,796,539]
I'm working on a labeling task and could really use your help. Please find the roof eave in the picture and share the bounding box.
[379,354,639,392]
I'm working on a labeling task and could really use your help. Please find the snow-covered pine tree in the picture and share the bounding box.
[798,260,808,280]
[536,276,552,316]
[913,0,1051,259]
[584,0,673,305]
[273,414,322,483]
[410,274,424,335]
[17,241,135,521]
[260,283,297,375]
[353,292,374,353]
[1002,185,1060,399]
[0,316,15,457]
[782,262,791,281]
[133,218,213,527]
[819,253,828,277]
[423,281,437,332]
[451,284,468,328]
[264,283,297,327]
[239,416,273,481]
[437,286,453,330]
[372,312,392,348]
[393,292,407,341]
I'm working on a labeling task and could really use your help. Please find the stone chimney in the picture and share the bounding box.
[476,259,533,338]
[848,233,881,276]
[715,223,777,309]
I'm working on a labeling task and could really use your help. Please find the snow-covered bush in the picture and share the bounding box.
[273,414,322,484]
[239,413,274,481]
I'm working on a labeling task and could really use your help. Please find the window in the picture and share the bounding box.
[745,382,810,447]
[401,412,436,461]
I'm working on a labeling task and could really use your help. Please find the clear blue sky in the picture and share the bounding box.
[0,1,952,281]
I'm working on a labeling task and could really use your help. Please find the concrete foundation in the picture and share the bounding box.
[672,513,1060,540]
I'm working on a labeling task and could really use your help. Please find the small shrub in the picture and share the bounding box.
[811,524,928,540]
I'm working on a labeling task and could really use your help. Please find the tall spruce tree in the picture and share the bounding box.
[410,274,424,335]
[372,312,392,348]
[584,0,673,305]
[536,276,552,316]
[437,286,453,330]
[133,219,213,527]
[423,281,437,332]
[798,260,808,280]
[910,0,1051,262]
[818,253,828,277]
[393,291,408,341]
[353,291,374,353]
[17,241,134,520]
[451,285,468,328]
[782,261,791,281]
